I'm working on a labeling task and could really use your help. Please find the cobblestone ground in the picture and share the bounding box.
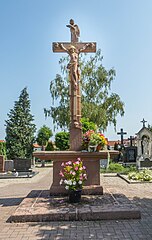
[0,168,152,240]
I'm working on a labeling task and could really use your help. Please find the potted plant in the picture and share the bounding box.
[59,158,87,203]
[82,130,107,152]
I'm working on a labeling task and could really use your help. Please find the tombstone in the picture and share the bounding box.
[0,155,4,172]
[124,136,137,163]
[4,160,14,172]
[13,158,32,172]
[124,147,137,163]
[136,123,152,169]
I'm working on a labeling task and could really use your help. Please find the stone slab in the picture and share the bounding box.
[4,160,14,172]
[13,158,32,172]
[8,190,141,222]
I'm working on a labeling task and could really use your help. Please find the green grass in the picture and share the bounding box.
[100,162,136,174]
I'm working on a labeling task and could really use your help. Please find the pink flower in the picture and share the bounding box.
[75,166,78,171]
[83,166,86,169]
[59,171,64,177]
[61,162,65,167]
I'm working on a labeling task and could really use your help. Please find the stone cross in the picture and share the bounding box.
[117,128,127,145]
[52,19,96,150]
[141,118,147,128]
[128,136,135,147]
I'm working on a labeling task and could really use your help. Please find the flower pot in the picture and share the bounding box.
[69,189,82,203]
[88,145,97,152]
[96,144,103,152]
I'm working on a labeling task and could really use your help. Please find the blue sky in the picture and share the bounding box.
[0,0,152,141]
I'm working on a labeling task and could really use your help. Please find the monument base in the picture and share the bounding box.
[33,150,119,196]
[50,185,103,195]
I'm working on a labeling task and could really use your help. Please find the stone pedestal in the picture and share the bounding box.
[33,150,119,195]
[0,155,4,173]
[69,126,82,151]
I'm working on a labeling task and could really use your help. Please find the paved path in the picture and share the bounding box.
[0,168,152,240]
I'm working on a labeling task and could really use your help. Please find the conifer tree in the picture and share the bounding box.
[5,87,36,159]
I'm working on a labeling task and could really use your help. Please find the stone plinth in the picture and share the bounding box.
[33,150,119,195]
[0,155,4,173]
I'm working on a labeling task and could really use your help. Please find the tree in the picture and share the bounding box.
[36,125,53,150]
[45,49,124,131]
[81,117,97,134]
[55,132,69,150]
[5,87,36,159]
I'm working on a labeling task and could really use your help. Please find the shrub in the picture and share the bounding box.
[45,141,54,151]
[0,142,6,158]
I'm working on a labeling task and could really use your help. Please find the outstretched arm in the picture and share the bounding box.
[57,43,68,52]
[79,43,95,53]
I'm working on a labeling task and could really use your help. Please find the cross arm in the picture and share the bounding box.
[52,42,96,53]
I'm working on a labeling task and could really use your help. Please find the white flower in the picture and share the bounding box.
[67,180,72,185]
[65,185,69,190]
[64,180,68,184]
[59,179,63,185]
[73,181,76,185]
[78,180,82,184]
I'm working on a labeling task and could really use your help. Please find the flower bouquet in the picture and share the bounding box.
[59,158,87,202]
[82,130,107,151]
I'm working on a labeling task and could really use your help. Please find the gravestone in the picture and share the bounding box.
[13,158,32,172]
[4,160,14,172]
[0,155,4,172]
[124,136,137,163]
[136,121,152,169]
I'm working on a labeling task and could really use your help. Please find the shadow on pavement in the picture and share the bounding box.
[0,197,23,207]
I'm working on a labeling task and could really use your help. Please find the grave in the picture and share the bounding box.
[123,136,137,164]
[13,158,32,172]
[136,119,152,169]
[0,155,4,172]
[0,157,38,178]
[33,19,119,195]
[4,160,14,172]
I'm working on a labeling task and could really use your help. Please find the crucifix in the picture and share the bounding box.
[117,128,127,146]
[52,19,96,150]
[140,118,147,128]
[128,136,135,147]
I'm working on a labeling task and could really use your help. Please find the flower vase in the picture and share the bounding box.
[96,144,103,152]
[69,189,82,203]
[88,145,97,152]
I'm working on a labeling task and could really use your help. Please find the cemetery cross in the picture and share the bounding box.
[140,118,147,128]
[128,136,135,147]
[117,128,127,146]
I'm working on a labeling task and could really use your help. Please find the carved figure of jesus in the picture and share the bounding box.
[58,43,94,89]
[58,43,94,128]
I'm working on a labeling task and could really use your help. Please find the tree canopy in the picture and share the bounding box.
[5,87,36,159]
[45,49,124,131]
[36,125,53,150]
